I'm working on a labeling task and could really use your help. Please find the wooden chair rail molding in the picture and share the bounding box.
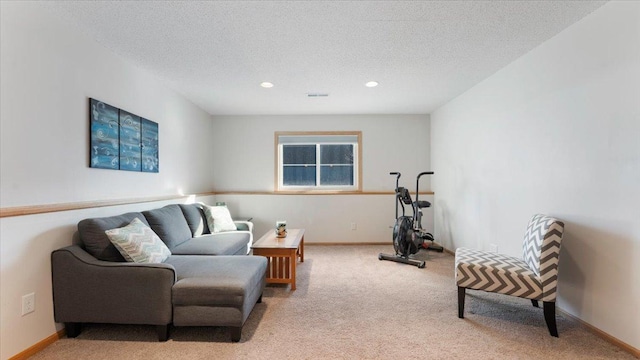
[214,191,434,195]
[0,190,434,218]
[0,192,215,218]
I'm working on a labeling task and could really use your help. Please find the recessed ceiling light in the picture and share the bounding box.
[260,82,274,88]
[365,81,379,88]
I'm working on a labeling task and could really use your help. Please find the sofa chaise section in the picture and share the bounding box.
[167,255,267,341]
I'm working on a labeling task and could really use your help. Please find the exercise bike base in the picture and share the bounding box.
[424,243,444,252]
[378,253,425,268]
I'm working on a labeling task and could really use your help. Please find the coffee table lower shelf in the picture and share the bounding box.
[252,229,305,291]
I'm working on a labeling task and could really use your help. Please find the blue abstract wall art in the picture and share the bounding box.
[119,110,142,172]
[89,98,159,173]
[141,118,159,173]
[90,99,119,169]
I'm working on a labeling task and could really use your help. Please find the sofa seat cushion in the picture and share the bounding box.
[170,233,250,256]
[166,255,267,307]
[142,205,192,250]
[78,212,148,262]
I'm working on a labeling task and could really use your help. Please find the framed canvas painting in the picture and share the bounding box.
[119,110,142,171]
[141,118,159,173]
[90,98,119,169]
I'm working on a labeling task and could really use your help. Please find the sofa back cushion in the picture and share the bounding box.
[78,212,148,262]
[142,205,192,249]
[178,204,210,237]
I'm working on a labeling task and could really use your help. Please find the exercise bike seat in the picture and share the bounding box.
[415,200,431,208]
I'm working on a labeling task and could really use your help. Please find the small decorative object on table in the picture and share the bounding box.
[276,221,287,238]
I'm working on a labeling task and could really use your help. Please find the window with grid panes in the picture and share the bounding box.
[276,132,361,191]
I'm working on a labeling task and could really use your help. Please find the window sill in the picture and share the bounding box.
[275,190,362,195]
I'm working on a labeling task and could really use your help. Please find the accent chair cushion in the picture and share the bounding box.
[522,214,564,277]
[203,205,237,233]
[455,247,542,300]
[105,218,171,263]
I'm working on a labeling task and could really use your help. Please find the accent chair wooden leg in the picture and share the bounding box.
[157,325,169,342]
[458,286,466,318]
[543,301,558,337]
[257,293,263,303]
[531,299,539,308]
[230,326,242,342]
[65,322,82,338]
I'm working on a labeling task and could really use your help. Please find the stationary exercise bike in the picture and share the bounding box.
[378,171,443,268]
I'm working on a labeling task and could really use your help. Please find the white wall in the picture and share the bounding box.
[211,115,431,192]
[431,1,639,349]
[211,115,434,242]
[0,3,215,359]
[0,2,214,207]
[216,193,434,245]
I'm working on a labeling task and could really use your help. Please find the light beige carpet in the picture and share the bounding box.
[34,245,633,359]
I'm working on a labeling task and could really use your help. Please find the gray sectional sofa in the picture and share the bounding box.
[51,203,267,342]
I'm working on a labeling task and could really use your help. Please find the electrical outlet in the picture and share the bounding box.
[22,293,35,316]
[350,222,357,230]
[489,244,498,253]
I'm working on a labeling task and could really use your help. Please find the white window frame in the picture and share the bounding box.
[275,131,362,192]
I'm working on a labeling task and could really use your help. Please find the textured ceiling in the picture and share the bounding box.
[47,1,606,115]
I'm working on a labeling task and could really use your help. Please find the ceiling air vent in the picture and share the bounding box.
[307,93,329,97]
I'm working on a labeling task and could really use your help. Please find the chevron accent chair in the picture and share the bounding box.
[455,214,565,336]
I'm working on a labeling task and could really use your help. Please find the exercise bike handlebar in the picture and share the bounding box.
[416,171,434,203]
[390,172,402,189]
[390,172,401,219]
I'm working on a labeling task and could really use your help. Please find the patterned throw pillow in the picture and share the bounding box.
[105,218,171,263]
[202,205,237,233]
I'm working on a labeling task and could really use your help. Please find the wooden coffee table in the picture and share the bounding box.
[252,228,305,290]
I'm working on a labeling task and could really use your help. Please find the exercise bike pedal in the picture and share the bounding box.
[422,242,444,252]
